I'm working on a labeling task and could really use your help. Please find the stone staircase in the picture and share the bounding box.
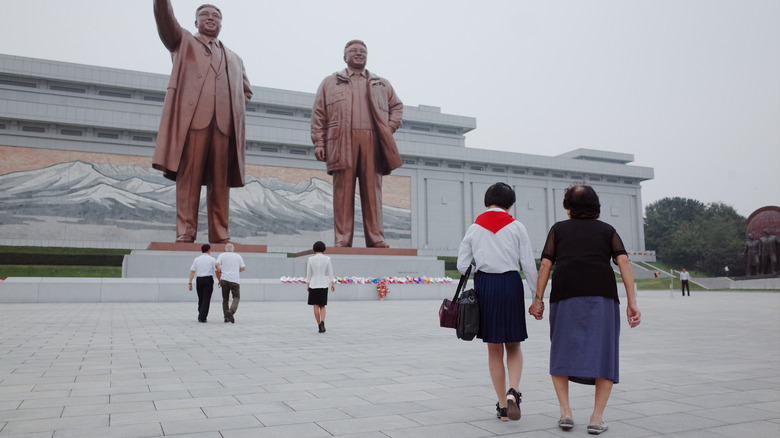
[628,261,673,279]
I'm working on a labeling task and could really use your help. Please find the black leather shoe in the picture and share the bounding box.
[495,403,508,421]
[506,388,522,420]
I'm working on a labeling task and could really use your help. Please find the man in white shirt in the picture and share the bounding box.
[216,243,245,323]
[680,268,690,296]
[189,244,217,322]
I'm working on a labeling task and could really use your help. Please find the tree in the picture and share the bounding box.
[644,197,707,252]
[644,198,745,276]
[698,203,745,275]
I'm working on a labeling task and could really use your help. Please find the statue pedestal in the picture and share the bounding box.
[148,242,267,253]
[123,244,440,279]
[293,247,417,257]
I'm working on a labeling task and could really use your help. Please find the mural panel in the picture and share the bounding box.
[0,146,411,248]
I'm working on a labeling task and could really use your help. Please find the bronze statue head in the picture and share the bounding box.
[344,40,368,70]
[195,4,222,38]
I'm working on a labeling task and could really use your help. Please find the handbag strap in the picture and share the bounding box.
[452,265,473,301]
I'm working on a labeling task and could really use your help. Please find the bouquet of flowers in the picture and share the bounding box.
[377,279,389,300]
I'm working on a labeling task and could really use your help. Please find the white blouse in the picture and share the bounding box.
[306,253,335,289]
[457,208,538,295]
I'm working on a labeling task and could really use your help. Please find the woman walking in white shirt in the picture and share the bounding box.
[306,241,335,333]
[457,182,539,421]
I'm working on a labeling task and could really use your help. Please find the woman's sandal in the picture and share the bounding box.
[495,402,508,421]
[506,388,522,420]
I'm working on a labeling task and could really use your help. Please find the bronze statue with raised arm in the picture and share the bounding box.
[311,40,403,248]
[152,1,252,243]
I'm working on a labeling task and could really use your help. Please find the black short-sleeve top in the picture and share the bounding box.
[541,219,628,303]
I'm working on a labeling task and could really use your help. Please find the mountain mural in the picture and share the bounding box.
[0,161,411,246]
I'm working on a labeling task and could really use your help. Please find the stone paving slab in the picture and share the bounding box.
[0,291,778,437]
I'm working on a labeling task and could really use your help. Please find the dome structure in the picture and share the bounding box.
[746,206,780,239]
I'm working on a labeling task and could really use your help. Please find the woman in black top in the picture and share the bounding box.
[529,185,641,435]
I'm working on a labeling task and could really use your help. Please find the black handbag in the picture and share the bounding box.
[456,286,479,341]
[439,265,472,328]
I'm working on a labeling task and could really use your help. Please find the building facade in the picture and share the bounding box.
[0,54,653,256]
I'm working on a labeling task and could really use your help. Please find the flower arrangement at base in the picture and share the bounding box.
[377,279,388,300]
[280,276,453,284]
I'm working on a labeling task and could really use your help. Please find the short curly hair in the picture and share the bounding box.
[563,184,600,219]
[313,241,326,253]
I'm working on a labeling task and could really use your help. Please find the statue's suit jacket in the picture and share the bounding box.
[311,69,403,176]
[152,2,252,188]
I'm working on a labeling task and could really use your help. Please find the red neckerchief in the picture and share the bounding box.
[474,210,515,234]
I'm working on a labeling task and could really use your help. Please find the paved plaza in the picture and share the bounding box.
[0,290,778,437]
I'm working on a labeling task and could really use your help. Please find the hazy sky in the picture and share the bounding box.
[5,0,779,217]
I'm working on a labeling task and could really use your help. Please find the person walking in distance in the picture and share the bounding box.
[680,268,690,296]
[216,243,245,323]
[305,241,335,333]
[188,244,216,323]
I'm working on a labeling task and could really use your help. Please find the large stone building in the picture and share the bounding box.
[0,54,653,256]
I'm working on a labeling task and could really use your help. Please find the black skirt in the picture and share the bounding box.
[307,287,329,306]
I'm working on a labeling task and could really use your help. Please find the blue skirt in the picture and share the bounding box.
[549,296,620,384]
[474,271,528,343]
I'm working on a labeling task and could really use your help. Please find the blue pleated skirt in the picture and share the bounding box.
[549,296,620,384]
[474,271,528,343]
